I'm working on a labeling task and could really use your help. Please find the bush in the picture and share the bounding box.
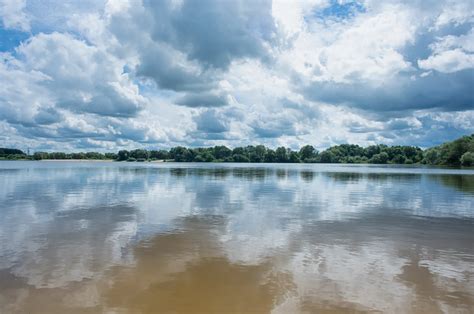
[233,154,249,162]
[369,152,389,164]
[461,152,474,166]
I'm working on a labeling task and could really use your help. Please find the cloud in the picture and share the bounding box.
[291,2,474,114]
[0,52,52,126]
[250,98,316,139]
[176,92,229,108]
[144,0,277,69]
[418,49,474,73]
[433,0,474,28]
[16,32,146,117]
[0,0,473,150]
[33,107,62,125]
[252,119,297,138]
[194,109,229,134]
[302,70,474,113]
[107,0,278,94]
[418,28,474,73]
[135,42,214,92]
[0,0,30,31]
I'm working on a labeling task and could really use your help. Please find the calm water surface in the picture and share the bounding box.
[0,161,473,313]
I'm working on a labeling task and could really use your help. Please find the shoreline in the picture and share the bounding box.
[0,159,471,169]
[35,159,115,162]
[41,159,166,162]
[1,159,167,163]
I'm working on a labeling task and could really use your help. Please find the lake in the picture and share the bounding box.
[0,161,473,313]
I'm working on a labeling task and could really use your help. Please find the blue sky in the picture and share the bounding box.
[0,0,473,152]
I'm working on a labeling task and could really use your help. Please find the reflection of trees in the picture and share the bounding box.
[169,167,275,180]
[366,173,419,182]
[233,168,270,180]
[300,170,315,182]
[429,175,474,194]
[324,172,364,182]
[322,171,474,194]
[322,172,420,183]
[158,167,474,193]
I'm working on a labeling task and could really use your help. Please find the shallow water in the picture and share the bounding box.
[0,161,473,313]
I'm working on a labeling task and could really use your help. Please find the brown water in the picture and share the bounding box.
[0,161,473,313]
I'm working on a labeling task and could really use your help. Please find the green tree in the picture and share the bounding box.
[86,152,105,159]
[289,151,300,163]
[194,151,215,162]
[233,154,249,162]
[130,149,149,160]
[370,152,389,164]
[319,151,335,163]
[423,135,473,166]
[105,153,118,160]
[391,154,406,164]
[461,152,474,166]
[117,150,129,161]
[275,147,289,162]
[232,147,245,156]
[255,145,266,162]
[213,146,232,160]
[33,152,49,160]
[170,146,194,162]
[423,149,438,164]
[364,145,382,159]
[149,150,169,160]
[299,145,316,162]
[264,149,276,162]
[0,148,25,157]
[71,152,86,159]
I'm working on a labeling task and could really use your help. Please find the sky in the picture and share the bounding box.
[0,0,473,152]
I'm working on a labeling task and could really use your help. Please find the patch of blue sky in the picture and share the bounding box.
[0,28,30,52]
[312,0,366,21]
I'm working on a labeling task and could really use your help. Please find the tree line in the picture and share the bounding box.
[1,134,472,166]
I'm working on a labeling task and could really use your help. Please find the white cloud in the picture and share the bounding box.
[418,49,474,73]
[434,0,474,28]
[0,0,472,150]
[429,28,474,53]
[272,0,328,36]
[0,0,30,31]
[285,3,417,84]
[0,52,53,125]
[19,32,144,115]
[418,28,474,73]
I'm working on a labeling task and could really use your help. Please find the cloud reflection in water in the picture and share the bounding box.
[0,161,473,313]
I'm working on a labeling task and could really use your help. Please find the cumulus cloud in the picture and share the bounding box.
[17,32,146,117]
[293,1,474,114]
[0,52,53,126]
[176,92,229,108]
[418,49,474,73]
[302,70,473,112]
[0,0,30,31]
[418,28,474,73]
[195,109,229,134]
[0,0,472,150]
[144,0,277,69]
[107,0,278,94]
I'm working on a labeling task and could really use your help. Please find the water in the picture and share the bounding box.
[0,161,473,313]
